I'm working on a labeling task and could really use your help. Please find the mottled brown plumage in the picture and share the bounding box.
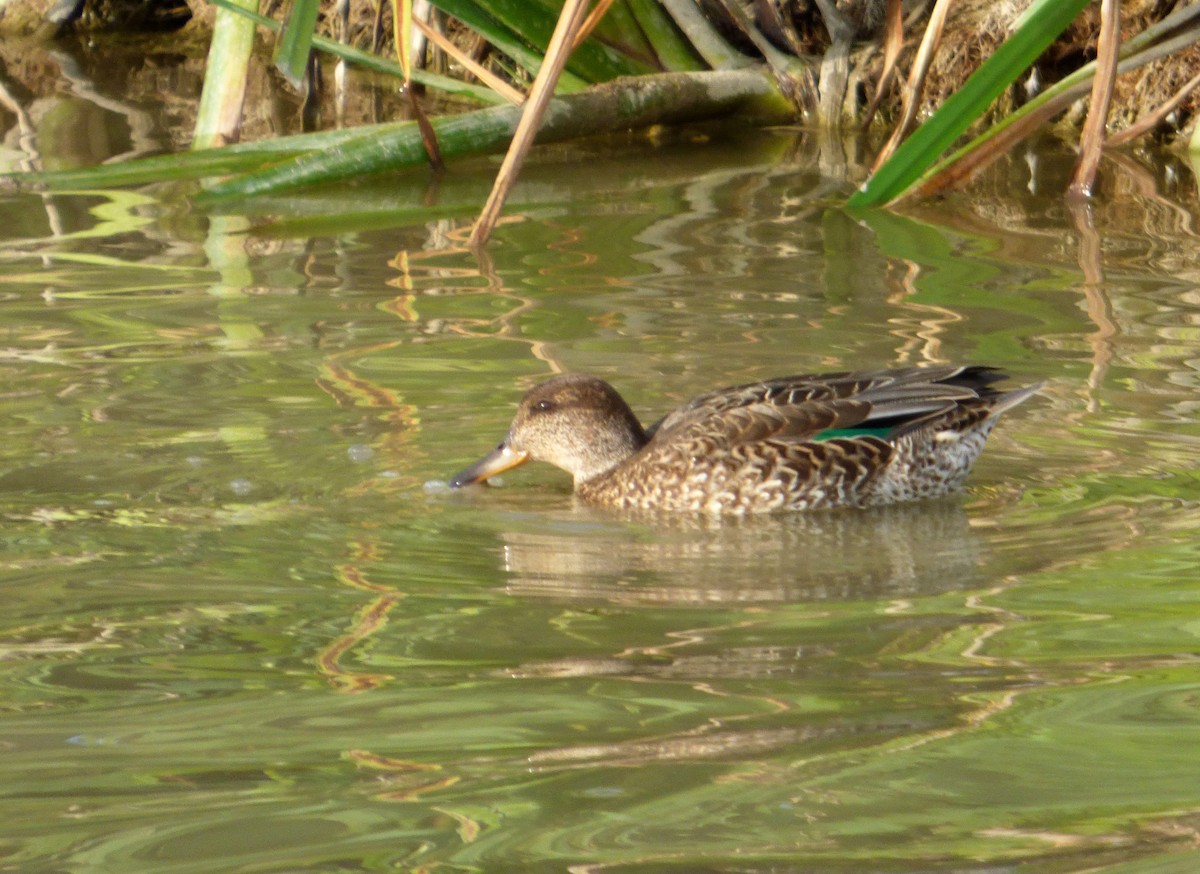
[449,366,1041,514]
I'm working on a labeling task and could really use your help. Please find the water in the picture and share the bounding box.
[3,115,1200,872]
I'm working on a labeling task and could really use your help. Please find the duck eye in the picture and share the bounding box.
[533,399,556,413]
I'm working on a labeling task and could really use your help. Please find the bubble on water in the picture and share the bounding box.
[229,478,254,497]
[347,444,374,464]
[67,735,111,745]
[425,477,503,494]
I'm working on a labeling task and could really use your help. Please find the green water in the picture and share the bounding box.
[3,129,1200,873]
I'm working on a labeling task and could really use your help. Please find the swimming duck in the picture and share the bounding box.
[449,366,1041,514]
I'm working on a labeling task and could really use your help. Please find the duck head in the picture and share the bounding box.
[449,374,648,489]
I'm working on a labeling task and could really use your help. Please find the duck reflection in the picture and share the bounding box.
[496,498,983,606]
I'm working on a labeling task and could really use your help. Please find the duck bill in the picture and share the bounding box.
[449,442,530,488]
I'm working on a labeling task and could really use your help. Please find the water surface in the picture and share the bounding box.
[3,118,1200,872]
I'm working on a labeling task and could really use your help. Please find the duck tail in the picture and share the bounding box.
[987,381,1045,417]
[941,365,1009,392]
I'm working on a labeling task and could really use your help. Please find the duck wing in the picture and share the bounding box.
[646,365,1007,448]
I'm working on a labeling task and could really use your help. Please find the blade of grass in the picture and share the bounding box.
[430,0,607,88]
[450,0,649,80]
[624,0,704,71]
[273,0,321,89]
[846,0,1090,207]
[194,0,259,148]
[395,0,413,80]
[586,0,658,69]
[12,122,421,190]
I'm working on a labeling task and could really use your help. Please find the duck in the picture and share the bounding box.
[448,365,1042,514]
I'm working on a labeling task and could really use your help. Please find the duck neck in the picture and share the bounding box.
[573,414,648,487]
